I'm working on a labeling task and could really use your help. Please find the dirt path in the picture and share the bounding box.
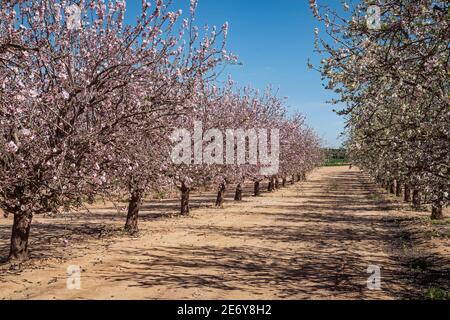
[0,167,445,300]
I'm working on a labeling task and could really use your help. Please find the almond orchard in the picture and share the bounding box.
[0,1,447,301]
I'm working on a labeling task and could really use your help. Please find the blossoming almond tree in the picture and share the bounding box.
[108,17,233,234]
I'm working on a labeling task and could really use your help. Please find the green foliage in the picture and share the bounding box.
[323,159,349,167]
[322,148,349,166]
[424,287,449,300]
[368,192,382,201]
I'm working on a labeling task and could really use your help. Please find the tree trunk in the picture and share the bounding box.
[297,174,301,182]
[268,177,275,192]
[180,182,191,215]
[275,177,280,190]
[291,175,295,185]
[215,182,226,207]
[395,181,401,197]
[302,173,306,181]
[234,183,243,201]
[404,184,411,202]
[431,198,444,220]
[124,190,143,234]
[8,212,33,262]
[282,178,287,188]
[254,181,261,197]
[389,181,395,194]
[412,190,421,207]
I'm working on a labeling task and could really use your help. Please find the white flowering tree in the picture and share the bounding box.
[311,0,449,219]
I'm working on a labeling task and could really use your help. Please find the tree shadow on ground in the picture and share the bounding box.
[1,170,447,299]
[0,181,276,264]
[0,222,122,263]
[95,169,447,299]
[103,245,418,299]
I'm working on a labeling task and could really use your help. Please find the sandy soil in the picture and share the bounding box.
[0,167,448,300]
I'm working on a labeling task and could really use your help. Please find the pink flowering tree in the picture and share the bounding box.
[279,114,323,186]
[109,16,233,233]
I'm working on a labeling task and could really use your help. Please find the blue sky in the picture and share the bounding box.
[127,0,346,147]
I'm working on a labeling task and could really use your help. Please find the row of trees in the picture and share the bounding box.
[1,0,323,262]
[312,0,449,219]
[121,81,323,234]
